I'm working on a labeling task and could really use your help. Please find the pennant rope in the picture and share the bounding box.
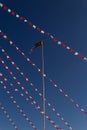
[0,73,63,130]
[0,59,62,130]
[0,102,18,130]
[0,46,73,130]
[0,80,38,130]
[0,30,86,115]
[0,2,87,60]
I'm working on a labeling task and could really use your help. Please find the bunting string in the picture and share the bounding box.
[0,80,38,130]
[0,2,87,60]
[0,73,62,130]
[0,102,18,130]
[0,46,73,130]
[0,29,86,115]
[0,59,62,130]
[0,2,86,130]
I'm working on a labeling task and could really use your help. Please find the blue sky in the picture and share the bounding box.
[0,0,87,130]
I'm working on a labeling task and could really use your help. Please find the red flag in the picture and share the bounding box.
[29,41,43,54]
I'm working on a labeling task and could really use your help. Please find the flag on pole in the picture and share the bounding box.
[29,41,43,54]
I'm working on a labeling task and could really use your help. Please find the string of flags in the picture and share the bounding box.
[0,101,18,130]
[0,80,38,130]
[0,1,87,130]
[0,58,62,130]
[0,29,86,116]
[0,46,73,130]
[0,2,87,61]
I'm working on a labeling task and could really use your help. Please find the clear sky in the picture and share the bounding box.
[0,0,87,130]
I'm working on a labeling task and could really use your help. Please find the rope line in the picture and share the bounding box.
[0,46,73,130]
[0,58,62,130]
[0,30,86,115]
[0,102,18,130]
[0,2,87,61]
[0,80,38,130]
[0,73,63,130]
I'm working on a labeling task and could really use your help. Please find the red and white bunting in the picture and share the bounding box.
[0,80,38,130]
[0,102,18,130]
[0,73,63,130]
[0,2,87,60]
[0,59,62,130]
[0,46,73,130]
[0,30,86,115]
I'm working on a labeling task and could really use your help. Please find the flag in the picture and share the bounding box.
[29,41,43,54]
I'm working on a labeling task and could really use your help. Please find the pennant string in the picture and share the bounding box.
[0,58,62,130]
[0,74,63,130]
[0,102,18,130]
[0,2,87,130]
[0,73,63,130]
[0,2,87,60]
[0,80,38,130]
[0,30,86,115]
[0,46,73,130]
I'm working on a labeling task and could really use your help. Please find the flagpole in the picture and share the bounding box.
[41,41,46,130]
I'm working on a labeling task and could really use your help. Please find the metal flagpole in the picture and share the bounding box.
[41,41,46,130]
